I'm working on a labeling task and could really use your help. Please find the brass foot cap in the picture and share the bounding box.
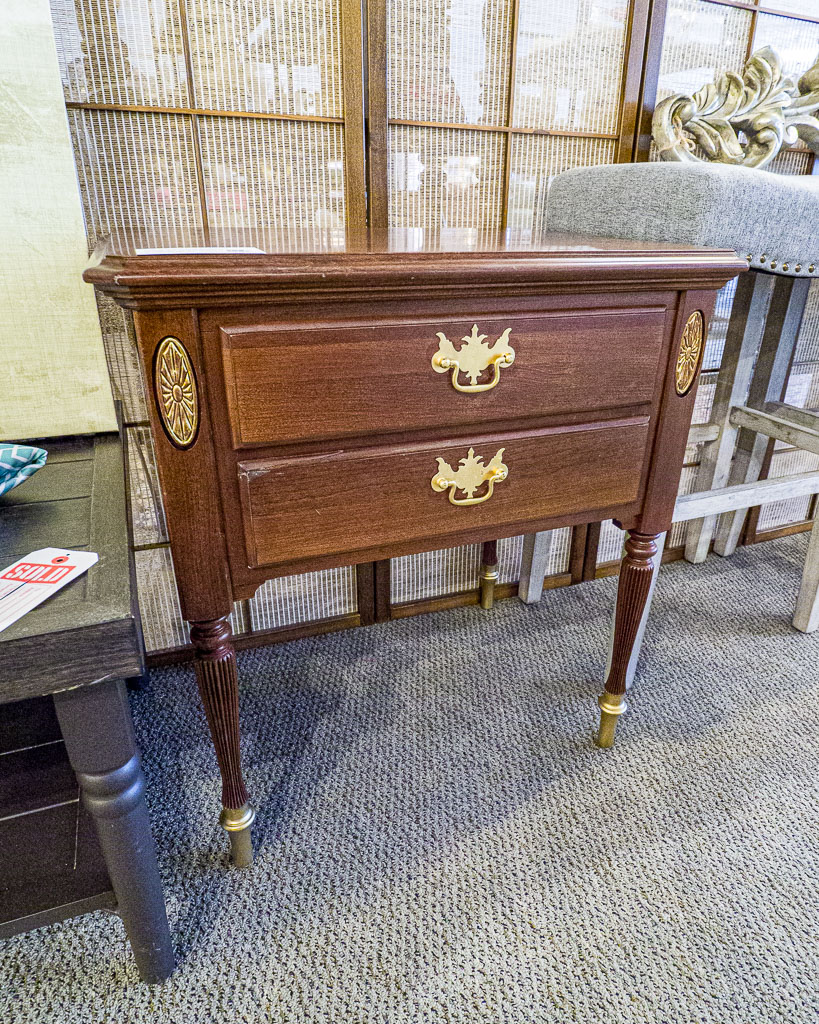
[220,804,255,868]
[479,568,499,610]
[598,692,627,717]
[220,803,255,833]
[595,691,627,750]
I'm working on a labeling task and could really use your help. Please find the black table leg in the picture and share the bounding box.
[53,679,174,984]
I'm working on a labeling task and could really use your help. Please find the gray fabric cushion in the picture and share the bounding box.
[546,161,819,278]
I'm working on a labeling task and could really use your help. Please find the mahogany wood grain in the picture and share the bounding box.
[635,289,719,535]
[189,617,248,811]
[131,309,233,625]
[85,241,746,309]
[219,310,667,447]
[603,532,660,696]
[238,418,650,571]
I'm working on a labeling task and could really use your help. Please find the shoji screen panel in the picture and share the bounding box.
[389,125,506,251]
[754,10,819,81]
[199,117,346,250]
[385,0,632,602]
[656,0,751,103]
[391,532,572,605]
[52,0,189,106]
[507,135,616,244]
[68,109,204,248]
[51,0,361,654]
[511,0,628,135]
[186,0,344,116]
[388,0,513,126]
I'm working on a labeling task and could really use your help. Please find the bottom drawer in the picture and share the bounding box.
[238,418,650,570]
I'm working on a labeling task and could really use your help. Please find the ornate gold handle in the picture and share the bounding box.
[431,324,515,393]
[430,447,508,506]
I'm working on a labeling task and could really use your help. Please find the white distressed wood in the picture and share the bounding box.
[673,469,819,521]
[713,277,809,557]
[517,531,555,604]
[765,400,819,432]
[685,272,777,563]
[687,423,721,446]
[605,532,666,691]
[729,406,819,457]
[793,516,819,633]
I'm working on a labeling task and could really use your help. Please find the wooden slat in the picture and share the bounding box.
[687,423,721,445]
[499,0,522,238]
[632,0,669,162]
[176,1,210,243]
[765,401,819,432]
[674,469,819,522]
[365,0,389,250]
[729,405,819,457]
[341,0,368,253]
[616,0,655,163]
[64,100,344,125]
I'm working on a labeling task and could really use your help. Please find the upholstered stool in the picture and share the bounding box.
[518,159,819,674]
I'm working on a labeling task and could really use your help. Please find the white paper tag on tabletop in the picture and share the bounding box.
[0,548,99,633]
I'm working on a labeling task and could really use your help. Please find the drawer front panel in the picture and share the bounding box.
[238,418,649,569]
[221,311,666,447]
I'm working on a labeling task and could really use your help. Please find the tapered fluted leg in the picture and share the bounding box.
[479,540,499,610]
[189,616,254,866]
[596,532,660,748]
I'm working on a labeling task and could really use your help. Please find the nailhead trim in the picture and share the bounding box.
[748,256,816,274]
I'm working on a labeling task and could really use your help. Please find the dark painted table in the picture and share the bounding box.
[0,433,174,983]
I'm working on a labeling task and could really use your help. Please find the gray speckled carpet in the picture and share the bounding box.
[2,535,819,1024]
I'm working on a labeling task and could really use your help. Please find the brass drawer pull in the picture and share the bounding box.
[431,447,508,506]
[432,324,515,393]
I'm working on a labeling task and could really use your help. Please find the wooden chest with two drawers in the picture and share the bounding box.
[87,236,744,863]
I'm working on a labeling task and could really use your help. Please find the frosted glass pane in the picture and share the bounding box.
[200,117,345,251]
[50,0,188,106]
[658,0,752,101]
[187,0,343,116]
[388,125,504,250]
[512,0,627,133]
[388,0,513,125]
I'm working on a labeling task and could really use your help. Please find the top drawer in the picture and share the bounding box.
[219,309,667,448]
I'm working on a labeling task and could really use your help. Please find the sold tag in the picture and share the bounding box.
[0,548,98,633]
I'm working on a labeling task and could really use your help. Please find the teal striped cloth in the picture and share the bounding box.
[0,444,48,497]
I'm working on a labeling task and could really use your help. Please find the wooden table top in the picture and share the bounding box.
[85,230,745,310]
[0,434,143,703]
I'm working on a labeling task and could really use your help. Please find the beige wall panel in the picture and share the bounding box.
[1,0,115,439]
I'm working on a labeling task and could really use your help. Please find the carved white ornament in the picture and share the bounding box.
[653,46,819,168]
